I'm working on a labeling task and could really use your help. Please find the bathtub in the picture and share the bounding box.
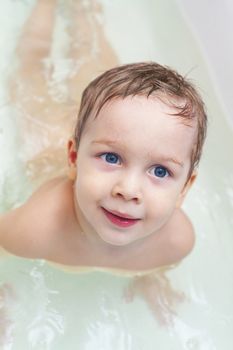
[0,0,232,349]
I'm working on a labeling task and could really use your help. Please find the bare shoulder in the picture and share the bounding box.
[0,177,74,258]
[165,208,196,261]
[148,208,195,268]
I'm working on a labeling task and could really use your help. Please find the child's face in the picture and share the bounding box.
[71,96,197,247]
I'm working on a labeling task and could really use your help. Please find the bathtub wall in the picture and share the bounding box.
[176,0,233,128]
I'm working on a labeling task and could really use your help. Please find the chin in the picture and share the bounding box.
[98,231,139,247]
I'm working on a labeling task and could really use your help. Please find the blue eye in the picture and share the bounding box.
[101,152,120,164]
[152,166,169,178]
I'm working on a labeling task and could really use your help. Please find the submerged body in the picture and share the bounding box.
[0,1,205,277]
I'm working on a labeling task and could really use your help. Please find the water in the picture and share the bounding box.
[0,0,232,349]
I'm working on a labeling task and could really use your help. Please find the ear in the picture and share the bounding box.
[176,171,197,208]
[67,138,77,181]
[67,138,77,166]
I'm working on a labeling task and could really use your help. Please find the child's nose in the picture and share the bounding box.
[111,173,142,204]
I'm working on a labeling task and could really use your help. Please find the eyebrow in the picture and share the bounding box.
[162,157,184,167]
[92,140,184,167]
[92,140,117,146]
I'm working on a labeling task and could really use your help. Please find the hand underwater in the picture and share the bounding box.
[123,271,186,327]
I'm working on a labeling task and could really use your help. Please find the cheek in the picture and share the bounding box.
[145,189,180,218]
[75,169,110,203]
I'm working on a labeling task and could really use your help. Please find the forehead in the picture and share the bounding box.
[82,96,197,157]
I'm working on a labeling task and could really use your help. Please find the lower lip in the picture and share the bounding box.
[102,208,140,228]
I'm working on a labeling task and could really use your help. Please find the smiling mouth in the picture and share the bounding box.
[101,208,141,228]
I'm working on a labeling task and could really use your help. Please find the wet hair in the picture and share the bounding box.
[74,62,207,178]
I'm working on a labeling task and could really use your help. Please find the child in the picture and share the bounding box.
[0,62,207,274]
